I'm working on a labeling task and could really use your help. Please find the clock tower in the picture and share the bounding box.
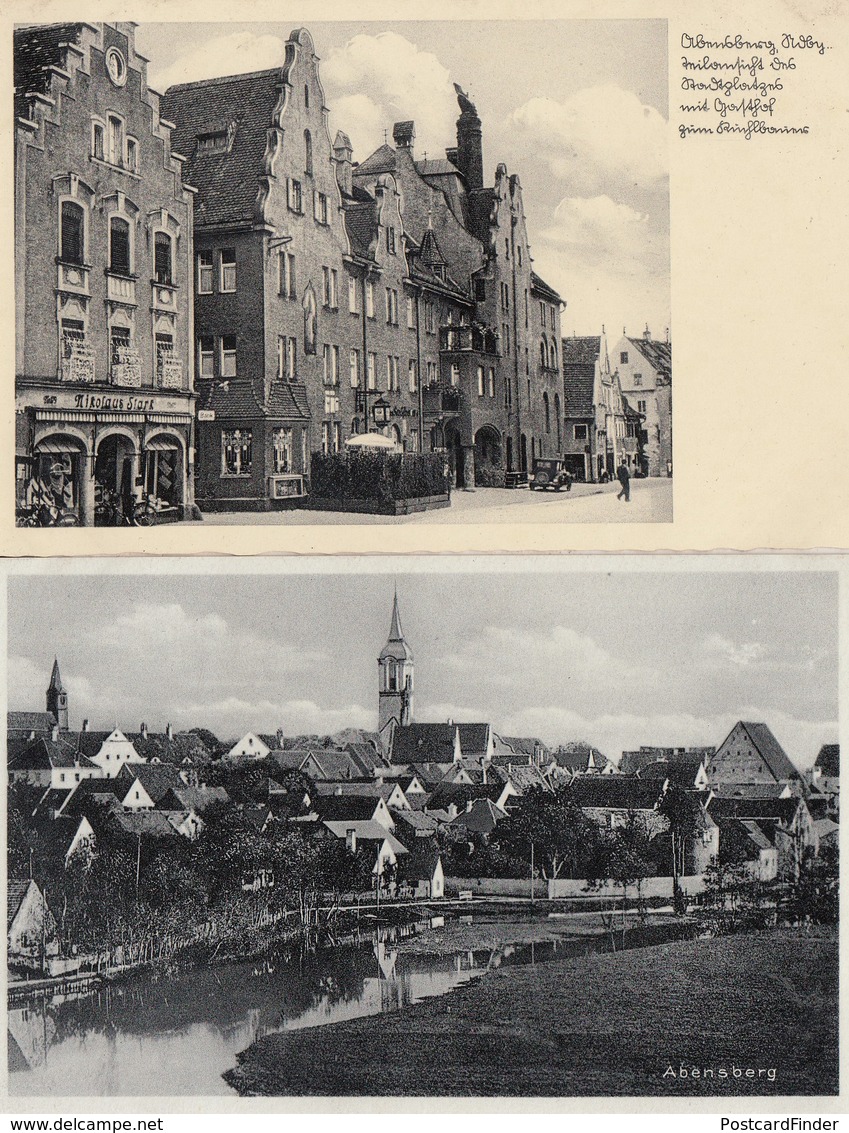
[378,592,414,734]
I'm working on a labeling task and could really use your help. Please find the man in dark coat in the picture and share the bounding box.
[616,460,631,502]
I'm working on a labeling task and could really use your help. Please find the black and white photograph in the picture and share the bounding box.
[5,557,838,1099]
[13,20,671,528]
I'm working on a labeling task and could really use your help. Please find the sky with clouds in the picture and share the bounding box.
[134,20,670,338]
[7,566,836,768]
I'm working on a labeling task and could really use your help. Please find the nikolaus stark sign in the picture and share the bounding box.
[19,389,193,415]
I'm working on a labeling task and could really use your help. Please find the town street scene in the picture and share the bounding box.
[14,21,671,526]
[6,563,838,1097]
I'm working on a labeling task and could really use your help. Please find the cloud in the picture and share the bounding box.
[147,32,286,93]
[177,697,374,741]
[535,195,670,335]
[702,634,769,669]
[508,86,668,194]
[100,602,228,647]
[323,33,457,163]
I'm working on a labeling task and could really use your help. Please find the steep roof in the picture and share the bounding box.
[626,336,672,381]
[562,336,601,366]
[343,201,377,260]
[162,68,284,228]
[640,759,703,786]
[494,735,550,760]
[7,878,33,930]
[737,722,802,782]
[448,797,507,834]
[707,795,805,826]
[315,794,383,822]
[14,23,85,122]
[158,786,229,814]
[116,763,185,803]
[551,743,613,773]
[321,820,407,854]
[426,781,504,812]
[562,350,597,419]
[815,744,839,777]
[353,143,397,177]
[9,736,99,772]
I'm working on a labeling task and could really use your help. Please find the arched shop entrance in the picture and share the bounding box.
[143,434,185,514]
[94,433,138,525]
[25,434,87,525]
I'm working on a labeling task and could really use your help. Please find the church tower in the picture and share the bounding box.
[46,658,69,732]
[378,592,414,733]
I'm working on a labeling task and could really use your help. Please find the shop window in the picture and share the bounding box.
[109,217,131,275]
[272,428,293,473]
[220,249,236,293]
[222,429,252,476]
[197,250,213,294]
[198,337,214,378]
[154,232,173,285]
[60,201,85,265]
[221,335,237,377]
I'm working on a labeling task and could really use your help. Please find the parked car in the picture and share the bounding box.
[529,458,573,492]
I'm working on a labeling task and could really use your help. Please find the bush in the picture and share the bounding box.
[310,450,449,502]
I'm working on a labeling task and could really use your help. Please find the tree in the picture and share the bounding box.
[605,814,655,944]
[493,786,602,880]
[785,844,838,925]
[657,786,701,915]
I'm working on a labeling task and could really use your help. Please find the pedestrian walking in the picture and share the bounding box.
[616,460,631,502]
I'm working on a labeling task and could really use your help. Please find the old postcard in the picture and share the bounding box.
[3,0,847,554]
[2,554,842,1109]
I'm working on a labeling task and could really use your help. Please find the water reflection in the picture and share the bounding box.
[10,916,563,1097]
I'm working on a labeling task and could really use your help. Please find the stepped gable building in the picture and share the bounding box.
[161,28,563,510]
[14,23,197,525]
[611,327,672,476]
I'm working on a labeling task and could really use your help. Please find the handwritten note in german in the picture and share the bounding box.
[678,33,827,139]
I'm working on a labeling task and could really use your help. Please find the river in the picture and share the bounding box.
[9,914,587,1097]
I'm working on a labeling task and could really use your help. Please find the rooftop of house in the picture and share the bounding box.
[815,743,839,778]
[157,785,230,814]
[530,271,562,303]
[14,23,85,123]
[162,67,285,228]
[707,794,805,825]
[9,736,100,772]
[551,743,613,773]
[721,722,803,783]
[7,710,57,736]
[447,796,507,834]
[390,722,490,765]
[321,820,407,854]
[115,763,186,803]
[624,335,672,380]
[567,776,665,811]
[639,759,704,786]
[314,794,384,822]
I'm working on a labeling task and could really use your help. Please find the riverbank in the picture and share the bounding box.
[224,926,838,1097]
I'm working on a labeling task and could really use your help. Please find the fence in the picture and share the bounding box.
[547,875,706,900]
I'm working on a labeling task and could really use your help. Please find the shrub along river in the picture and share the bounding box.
[9,911,683,1097]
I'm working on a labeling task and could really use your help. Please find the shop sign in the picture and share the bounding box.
[26,389,191,415]
[390,407,417,418]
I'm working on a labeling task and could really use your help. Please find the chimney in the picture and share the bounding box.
[140,722,148,739]
[166,722,173,740]
[82,719,89,733]
[466,799,473,813]
[643,324,651,341]
[276,728,285,748]
[345,827,357,853]
[665,327,670,343]
[333,130,353,197]
[454,85,483,191]
[445,146,459,168]
[393,120,415,152]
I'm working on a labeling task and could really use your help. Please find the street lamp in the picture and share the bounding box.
[372,395,391,429]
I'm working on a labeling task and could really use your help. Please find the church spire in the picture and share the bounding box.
[48,657,65,694]
[46,657,69,732]
[378,591,414,734]
[388,589,404,642]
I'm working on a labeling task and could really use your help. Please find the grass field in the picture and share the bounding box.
[224,926,838,1097]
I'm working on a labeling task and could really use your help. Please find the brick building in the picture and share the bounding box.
[161,27,564,509]
[14,22,197,525]
[611,328,672,476]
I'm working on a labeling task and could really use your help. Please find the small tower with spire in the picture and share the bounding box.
[46,658,69,732]
[378,592,414,733]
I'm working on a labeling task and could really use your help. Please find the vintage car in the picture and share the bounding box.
[529,458,573,491]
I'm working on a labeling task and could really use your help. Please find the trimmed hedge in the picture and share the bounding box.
[310,451,450,503]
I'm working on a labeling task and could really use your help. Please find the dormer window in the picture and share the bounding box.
[196,130,229,155]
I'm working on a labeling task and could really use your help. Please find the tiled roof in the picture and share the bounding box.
[562,336,601,366]
[737,722,802,782]
[8,878,32,930]
[640,759,703,786]
[306,751,365,781]
[322,819,407,854]
[353,144,397,177]
[124,732,211,765]
[397,846,441,881]
[496,764,550,792]
[161,68,284,227]
[530,271,561,302]
[562,367,595,419]
[107,809,181,840]
[9,736,99,772]
[7,711,57,735]
[159,786,229,814]
[815,743,839,777]
[390,808,440,836]
[415,159,461,177]
[315,794,382,822]
[551,743,611,773]
[343,201,376,260]
[448,797,507,834]
[707,795,804,826]
[626,337,672,381]
[198,380,310,422]
[494,735,550,760]
[116,763,185,803]
[568,776,664,811]
[426,781,504,812]
[14,23,84,122]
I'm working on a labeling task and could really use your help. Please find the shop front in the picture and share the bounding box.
[15,386,194,526]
